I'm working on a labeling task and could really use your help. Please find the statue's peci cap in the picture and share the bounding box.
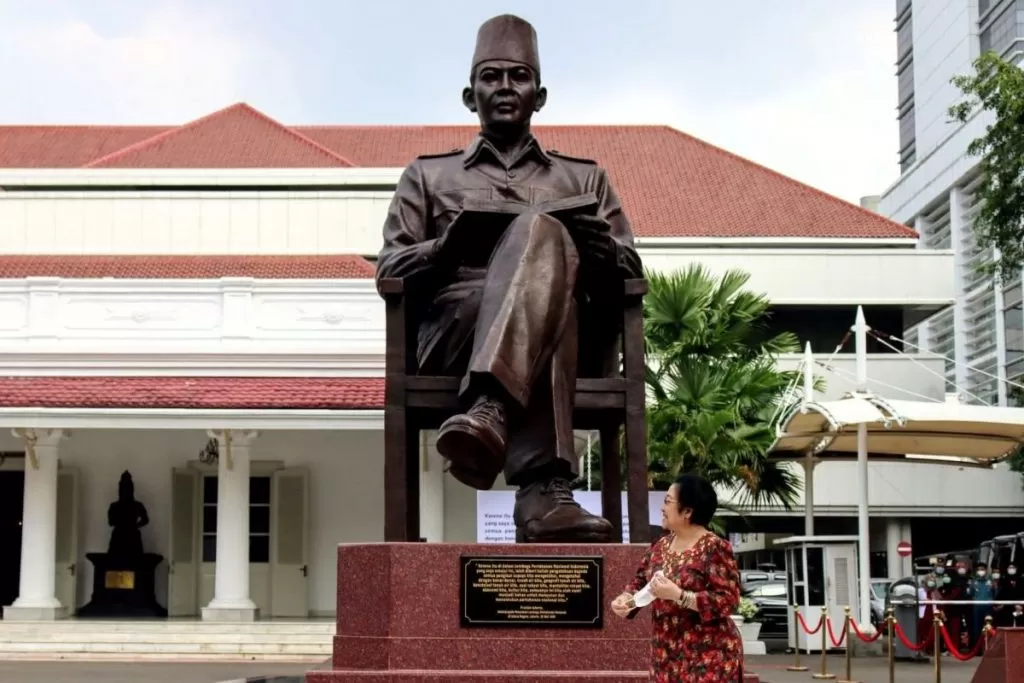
[471,14,540,77]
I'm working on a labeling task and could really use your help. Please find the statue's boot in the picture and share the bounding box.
[437,395,507,490]
[513,476,614,543]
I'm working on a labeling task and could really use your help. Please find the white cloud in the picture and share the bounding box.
[0,3,302,124]
[543,6,901,203]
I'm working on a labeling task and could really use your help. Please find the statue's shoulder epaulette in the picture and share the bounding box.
[548,149,597,165]
[416,147,463,160]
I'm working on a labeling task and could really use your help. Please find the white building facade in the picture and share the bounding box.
[0,102,1016,624]
[881,0,1024,405]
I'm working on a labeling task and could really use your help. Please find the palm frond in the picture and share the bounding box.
[643,265,810,511]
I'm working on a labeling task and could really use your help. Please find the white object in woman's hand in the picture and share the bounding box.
[649,571,682,601]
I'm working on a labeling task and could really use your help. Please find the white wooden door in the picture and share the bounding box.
[270,467,309,617]
[826,545,857,650]
[54,467,79,616]
[168,468,200,616]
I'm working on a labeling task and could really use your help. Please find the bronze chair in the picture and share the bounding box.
[378,277,650,544]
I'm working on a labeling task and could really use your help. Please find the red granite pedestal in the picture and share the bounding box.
[971,628,1024,683]
[305,543,650,682]
[306,542,758,682]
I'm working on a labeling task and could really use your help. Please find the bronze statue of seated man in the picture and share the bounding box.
[375,14,643,543]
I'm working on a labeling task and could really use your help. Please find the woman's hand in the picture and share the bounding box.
[650,572,683,602]
[610,592,635,618]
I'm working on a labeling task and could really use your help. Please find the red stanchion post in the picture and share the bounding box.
[984,615,994,652]
[933,612,942,683]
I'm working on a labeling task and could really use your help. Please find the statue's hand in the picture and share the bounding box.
[569,215,617,264]
[431,213,477,268]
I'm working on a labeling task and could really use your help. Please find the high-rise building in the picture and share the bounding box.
[880,0,1024,406]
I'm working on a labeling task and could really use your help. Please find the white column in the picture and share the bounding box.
[993,264,1009,406]
[802,343,816,536]
[852,307,874,631]
[420,431,445,542]
[884,518,903,580]
[802,457,815,536]
[202,430,259,621]
[3,428,66,621]
[899,521,914,578]
[948,187,970,397]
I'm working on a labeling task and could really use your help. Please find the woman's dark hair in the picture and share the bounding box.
[673,473,718,527]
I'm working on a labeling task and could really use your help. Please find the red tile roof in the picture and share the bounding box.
[86,104,355,169]
[0,376,384,409]
[0,255,375,279]
[0,103,916,240]
[0,126,166,167]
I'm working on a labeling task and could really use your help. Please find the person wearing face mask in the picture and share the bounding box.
[938,564,965,650]
[918,573,940,647]
[967,563,995,647]
[995,563,1023,627]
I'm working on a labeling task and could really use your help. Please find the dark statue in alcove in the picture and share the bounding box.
[78,470,167,618]
[106,471,150,558]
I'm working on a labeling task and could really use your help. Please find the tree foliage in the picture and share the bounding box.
[949,51,1024,280]
[641,265,805,509]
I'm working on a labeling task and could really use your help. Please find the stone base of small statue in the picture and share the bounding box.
[76,552,167,618]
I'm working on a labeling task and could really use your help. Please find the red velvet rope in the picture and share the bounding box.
[796,611,823,635]
[892,620,933,652]
[849,618,883,643]
[826,617,847,647]
[938,623,987,662]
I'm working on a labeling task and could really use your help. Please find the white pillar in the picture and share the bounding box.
[802,343,816,536]
[900,521,914,578]
[885,518,902,580]
[420,431,445,542]
[4,428,66,621]
[948,187,970,397]
[202,430,259,621]
[993,260,1009,406]
[852,307,874,631]
[802,457,816,536]
[885,518,913,580]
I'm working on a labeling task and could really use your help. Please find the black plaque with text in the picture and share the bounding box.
[459,555,603,628]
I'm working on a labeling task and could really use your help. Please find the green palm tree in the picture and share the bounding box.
[643,264,805,509]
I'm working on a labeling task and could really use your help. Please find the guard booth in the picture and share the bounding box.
[775,535,860,653]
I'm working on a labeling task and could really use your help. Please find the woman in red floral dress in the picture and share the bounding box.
[611,473,743,682]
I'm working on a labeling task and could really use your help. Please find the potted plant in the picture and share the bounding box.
[731,597,762,641]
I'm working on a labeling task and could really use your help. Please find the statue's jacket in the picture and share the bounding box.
[376,133,643,374]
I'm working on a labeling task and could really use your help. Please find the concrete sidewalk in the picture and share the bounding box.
[0,656,980,683]
[747,653,978,683]
[0,660,315,683]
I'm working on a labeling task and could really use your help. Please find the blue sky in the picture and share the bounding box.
[2,0,905,202]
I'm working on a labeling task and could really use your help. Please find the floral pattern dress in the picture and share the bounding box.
[625,532,744,682]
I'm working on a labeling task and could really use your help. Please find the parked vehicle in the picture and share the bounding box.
[870,578,892,627]
[979,532,1024,572]
[742,579,788,638]
[740,566,786,590]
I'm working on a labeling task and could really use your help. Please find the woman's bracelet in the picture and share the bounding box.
[675,591,697,610]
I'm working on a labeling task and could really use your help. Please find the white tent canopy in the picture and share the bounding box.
[771,390,1024,464]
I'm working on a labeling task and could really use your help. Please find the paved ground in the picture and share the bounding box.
[0,656,980,683]
[748,653,979,683]
[0,660,316,683]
